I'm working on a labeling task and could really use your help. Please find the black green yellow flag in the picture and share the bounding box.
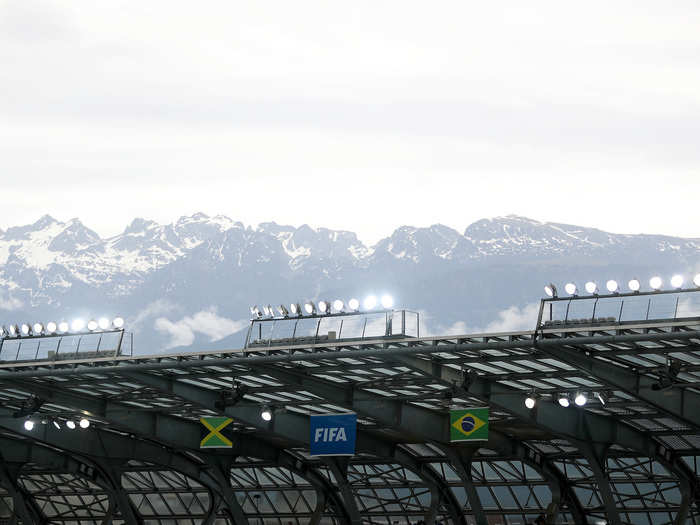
[450,407,489,442]
[200,417,233,448]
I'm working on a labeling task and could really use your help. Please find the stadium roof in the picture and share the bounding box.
[0,296,699,524]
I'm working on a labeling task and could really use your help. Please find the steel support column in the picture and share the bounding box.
[577,442,621,525]
[206,457,250,525]
[323,457,363,525]
[0,458,46,525]
[440,447,487,525]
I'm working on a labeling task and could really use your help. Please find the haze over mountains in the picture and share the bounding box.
[0,214,698,353]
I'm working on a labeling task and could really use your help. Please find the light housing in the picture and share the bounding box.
[628,278,641,292]
[584,281,598,295]
[260,406,272,422]
[113,317,125,329]
[380,294,394,309]
[525,396,536,409]
[66,420,76,430]
[649,276,663,290]
[348,298,360,311]
[333,299,344,312]
[46,321,58,334]
[20,323,31,336]
[71,319,85,332]
[52,420,61,429]
[8,324,19,337]
[98,317,110,330]
[24,420,34,431]
[558,394,570,408]
[58,321,69,333]
[79,418,90,429]
[544,284,557,298]
[318,301,330,314]
[290,303,301,316]
[594,392,608,405]
[277,304,289,317]
[574,392,587,406]
[671,274,684,289]
[363,295,378,310]
[33,323,44,335]
[564,283,577,296]
[304,301,316,315]
[0,326,6,338]
[606,280,619,293]
[87,319,98,331]
[694,274,700,288]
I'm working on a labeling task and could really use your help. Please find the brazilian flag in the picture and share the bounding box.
[450,407,489,442]
[200,417,233,448]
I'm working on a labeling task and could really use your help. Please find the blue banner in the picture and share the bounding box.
[309,413,357,456]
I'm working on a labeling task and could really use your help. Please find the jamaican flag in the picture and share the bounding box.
[450,407,489,442]
[200,417,233,448]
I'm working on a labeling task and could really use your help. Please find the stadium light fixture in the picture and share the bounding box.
[24,420,34,431]
[290,303,301,316]
[58,321,69,333]
[0,326,6,338]
[557,393,570,408]
[649,276,663,290]
[564,283,577,296]
[525,395,536,409]
[544,284,557,298]
[46,321,57,334]
[52,420,61,430]
[380,294,394,309]
[348,298,360,311]
[318,301,330,314]
[277,304,289,317]
[66,420,76,430]
[574,392,587,406]
[628,278,641,292]
[671,274,684,289]
[79,418,90,429]
[87,319,98,331]
[694,274,700,288]
[112,317,125,329]
[594,392,608,405]
[304,301,316,315]
[363,295,378,309]
[333,299,344,312]
[606,280,619,293]
[33,323,44,335]
[98,317,110,330]
[260,406,273,422]
[71,319,85,332]
[584,281,598,295]
[250,306,262,319]
[8,324,18,337]
[20,323,31,336]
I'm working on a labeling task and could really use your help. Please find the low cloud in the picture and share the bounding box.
[130,299,177,332]
[483,302,540,333]
[0,292,23,311]
[154,308,247,349]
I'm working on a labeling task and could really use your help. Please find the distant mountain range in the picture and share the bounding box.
[0,214,698,354]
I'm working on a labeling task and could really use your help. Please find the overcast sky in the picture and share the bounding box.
[1,1,699,243]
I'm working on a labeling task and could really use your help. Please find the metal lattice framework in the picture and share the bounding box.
[0,297,699,525]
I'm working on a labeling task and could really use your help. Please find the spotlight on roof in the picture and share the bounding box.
[33,323,44,335]
[525,395,536,409]
[250,306,262,319]
[380,294,394,309]
[694,274,700,288]
[71,319,85,332]
[112,317,125,329]
[290,303,301,316]
[363,295,378,310]
[318,301,330,314]
[87,319,98,331]
[98,317,110,330]
[262,305,274,317]
[594,392,608,405]
[649,276,663,290]
[564,283,577,296]
[574,392,587,407]
[277,304,289,317]
[52,420,61,430]
[8,324,19,337]
[333,299,344,312]
[348,298,360,311]
[0,326,6,338]
[58,321,69,333]
[670,274,684,289]
[46,321,57,334]
[304,301,316,315]
[20,324,31,336]
[628,278,641,292]
[66,420,76,430]
[558,394,570,408]
[260,406,273,422]
[585,281,598,295]
[24,420,34,431]
[544,284,557,298]
[606,280,619,293]
[79,418,90,429]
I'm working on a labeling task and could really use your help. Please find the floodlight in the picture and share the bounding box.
[87,319,98,331]
[694,274,700,287]
[9,324,19,337]
[564,283,577,296]
[290,303,301,315]
[558,394,570,408]
[98,317,110,330]
[304,301,316,315]
[649,276,662,290]
[58,321,69,333]
[260,406,272,422]
[0,326,6,338]
[277,304,289,317]
[380,294,394,309]
[20,324,31,336]
[52,420,61,429]
[594,392,608,405]
[628,278,641,292]
[46,321,57,334]
[24,420,34,431]
[606,280,619,293]
[318,301,330,314]
[113,317,125,329]
[333,299,344,312]
[584,281,598,294]
[262,305,274,317]
[363,295,378,310]
[71,319,85,332]
[79,418,90,429]
[671,274,684,289]
[33,323,44,335]
[348,298,360,311]
[525,396,536,409]
[574,392,587,406]
[544,284,557,298]
[66,420,76,430]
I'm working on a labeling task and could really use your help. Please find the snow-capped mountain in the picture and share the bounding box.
[0,214,698,354]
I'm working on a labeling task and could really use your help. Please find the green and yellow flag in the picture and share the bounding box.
[200,417,233,448]
[450,408,489,442]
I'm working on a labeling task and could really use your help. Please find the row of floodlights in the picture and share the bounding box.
[23,417,91,431]
[525,391,607,409]
[545,274,700,298]
[1,317,124,338]
[251,295,394,319]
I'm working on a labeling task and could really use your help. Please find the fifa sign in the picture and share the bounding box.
[309,413,357,456]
